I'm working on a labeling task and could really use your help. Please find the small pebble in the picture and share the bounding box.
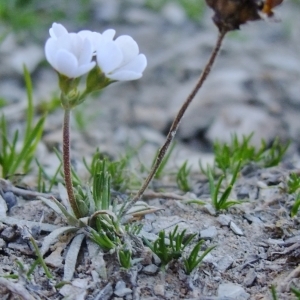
[153,284,165,297]
[8,242,33,255]
[114,281,132,297]
[1,226,18,242]
[0,238,6,249]
[236,186,250,199]
[125,294,133,300]
[241,163,259,176]
[202,204,216,216]
[152,252,161,266]
[229,221,244,236]
[213,276,222,282]
[200,226,217,240]
[216,255,234,272]
[115,281,126,290]
[217,214,232,226]
[2,192,17,210]
[140,246,153,265]
[256,274,266,285]
[94,283,113,300]
[218,283,250,299]
[243,214,263,224]
[257,181,268,189]
[244,269,257,287]
[142,264,159,275]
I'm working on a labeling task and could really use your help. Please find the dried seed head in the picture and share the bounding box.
[205,0,283,32]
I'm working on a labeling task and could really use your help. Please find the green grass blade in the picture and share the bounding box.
[213,175,224,209]
[154,141,176,179]
[217,185,233,209]
[10,116,45,175]
[291,193,300,217]
[270,285,278,300]
[23,65,34,142]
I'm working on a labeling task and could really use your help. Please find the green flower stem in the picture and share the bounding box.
[63,108,80,218]
[122,29,227,217]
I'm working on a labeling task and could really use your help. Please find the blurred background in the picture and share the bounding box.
[0,0,300,172]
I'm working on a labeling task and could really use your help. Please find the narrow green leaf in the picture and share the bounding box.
[10,116,45,175]
[23,65,34,142]
[154,141,176,179]
[291,193,300,217]
[217,185,232,209]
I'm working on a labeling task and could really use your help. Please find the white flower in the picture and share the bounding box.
[46,23,147,81]
[96,35,147,81]
[45,33,96,78]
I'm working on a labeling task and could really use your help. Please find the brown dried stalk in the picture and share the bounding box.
[122,29,228,216]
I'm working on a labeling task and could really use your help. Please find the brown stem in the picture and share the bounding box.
[122,30,227,216]
[63,108,80,218]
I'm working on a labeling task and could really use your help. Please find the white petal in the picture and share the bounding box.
[49,23,68,39]
[115,35,139,65]
[78,30,93,38]
[77,38,94,65]
[96,41,123,74]
[107,70,142,81]
[116,54,147,74]
[67,33,82,57]
[54,50,79,78]
[102,29,116,40]
[45,38,59,67]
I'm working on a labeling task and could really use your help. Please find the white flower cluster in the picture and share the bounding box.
[45,23,147,81]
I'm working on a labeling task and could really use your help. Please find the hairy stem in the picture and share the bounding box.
[63,108,80,218]
[122,30,227,216]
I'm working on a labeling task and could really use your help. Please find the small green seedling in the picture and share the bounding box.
[144,225,197,269]
[287,173,300,194]
[213,134,259,176]
[90,227,120,251]
[211,134,290,178]
[183,240,215,275]
[176,160,192,192]
[287,173,300,217]
[208,160,243,211]
[84,148,139,192]
[261,137,290,168]
[118,247,132,269]
[125,223,143,235]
